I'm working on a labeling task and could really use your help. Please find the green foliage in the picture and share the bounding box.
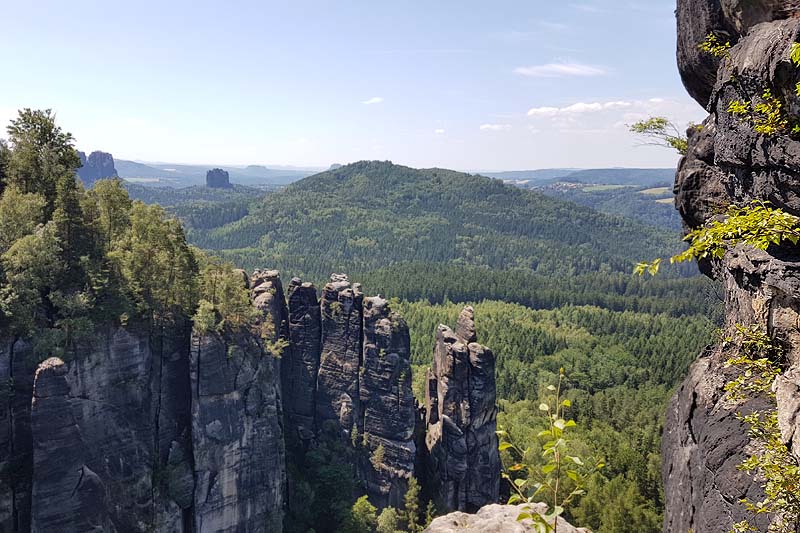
[0,109,209,358]
[0,186,46,253]
[110,202,198,317]
[628,117,691,155]
[187,161,681,280]
[790,43,800,98]
[541,184,681,232]
[370,443,386,470]
[194,255,257,332]
[404,477,422,533]
[499,371,604,532]
[400,299,711,532]
[727,90,792,136]
[342,495,378,533]
[723,326,800,533]
[376,507,403,533]
[637,201,800,275]
[283,420,359,533]
[698,33,732,58]
[5,108,81,209]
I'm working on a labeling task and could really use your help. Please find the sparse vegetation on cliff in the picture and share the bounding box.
[724,326,800,533]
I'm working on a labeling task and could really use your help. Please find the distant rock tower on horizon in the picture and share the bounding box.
[76,151,117,187]
[206,168,231,188]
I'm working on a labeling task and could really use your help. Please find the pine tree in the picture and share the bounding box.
[404,476,422,533]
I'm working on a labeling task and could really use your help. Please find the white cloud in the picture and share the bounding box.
[514,62,607,78]
[480,124,511,131]
[362,96,384,105]
[526,106,561,117]
[435,128,445,134]
[528,100,632,117]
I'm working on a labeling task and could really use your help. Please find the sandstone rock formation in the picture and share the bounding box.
[424,503,588,533]
[1,271,501,530]
[76,151,118,187]
[283,274,417,509]
[422,306,500,513]
[191,320,286,531]
[283,277,321,436]
[664,2,800,532]
[317,274,364,434]
[359,296,416,508]
[0,273,287,532]
[206,168,232,188]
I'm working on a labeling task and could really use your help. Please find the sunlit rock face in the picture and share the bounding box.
[422,306,500,513]
[664,3,800,532]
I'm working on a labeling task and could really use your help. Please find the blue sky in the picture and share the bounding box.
[0,0,706,170]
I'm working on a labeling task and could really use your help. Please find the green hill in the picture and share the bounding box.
[188,160,683,280]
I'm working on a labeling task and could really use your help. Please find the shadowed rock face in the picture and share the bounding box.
[317,274,364,434]
[283,277,321,436]
[665,4,800,532]
[76,151,118,187]
[190,326,286,532]
[206,168,231,189]
[359,296,417,509]
[423,306,500,513]
[2,272,288,532]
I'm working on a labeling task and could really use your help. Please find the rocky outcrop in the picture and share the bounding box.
[0,339,35,533]
[190,323,286,531]
[2,271,501,530]
[424,503,588,533]
[206,168,231,189]
[2,270,288,532]
[422,306,500,513]
[76,151,118,187]
[283,277,321,437]
[664,3,800,532]
[359,296,416,509]
[317,274,364,435]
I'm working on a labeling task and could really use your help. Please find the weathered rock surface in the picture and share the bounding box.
[317,274,364,435]
[76,151,118,187]
[190,324,286,532]
[359,296,416,508]
[676,0,800,107]
[283,277,321,436]
[665,4,800,532]
[424,503,588,533]
[423,306,500,513]
[0,338,35,533]
[206,168,231,188]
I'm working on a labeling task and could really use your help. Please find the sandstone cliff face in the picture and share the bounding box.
[359,296,416,509]
[422,306,500,513]
[2,271,501,530]
[0,271,288,532]
[664,2,800,532]
[281,274,417,510]
[283,277,321,437]
[190,327,285,532]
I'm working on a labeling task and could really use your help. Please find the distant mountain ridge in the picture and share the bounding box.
[188,160,683,279]
[483,167,675,188]
[115,159,319,186]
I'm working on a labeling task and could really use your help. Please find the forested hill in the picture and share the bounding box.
[189,160,683,280]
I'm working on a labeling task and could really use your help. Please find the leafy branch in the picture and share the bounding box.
[498,370,603,533]
[635,201,800,276]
